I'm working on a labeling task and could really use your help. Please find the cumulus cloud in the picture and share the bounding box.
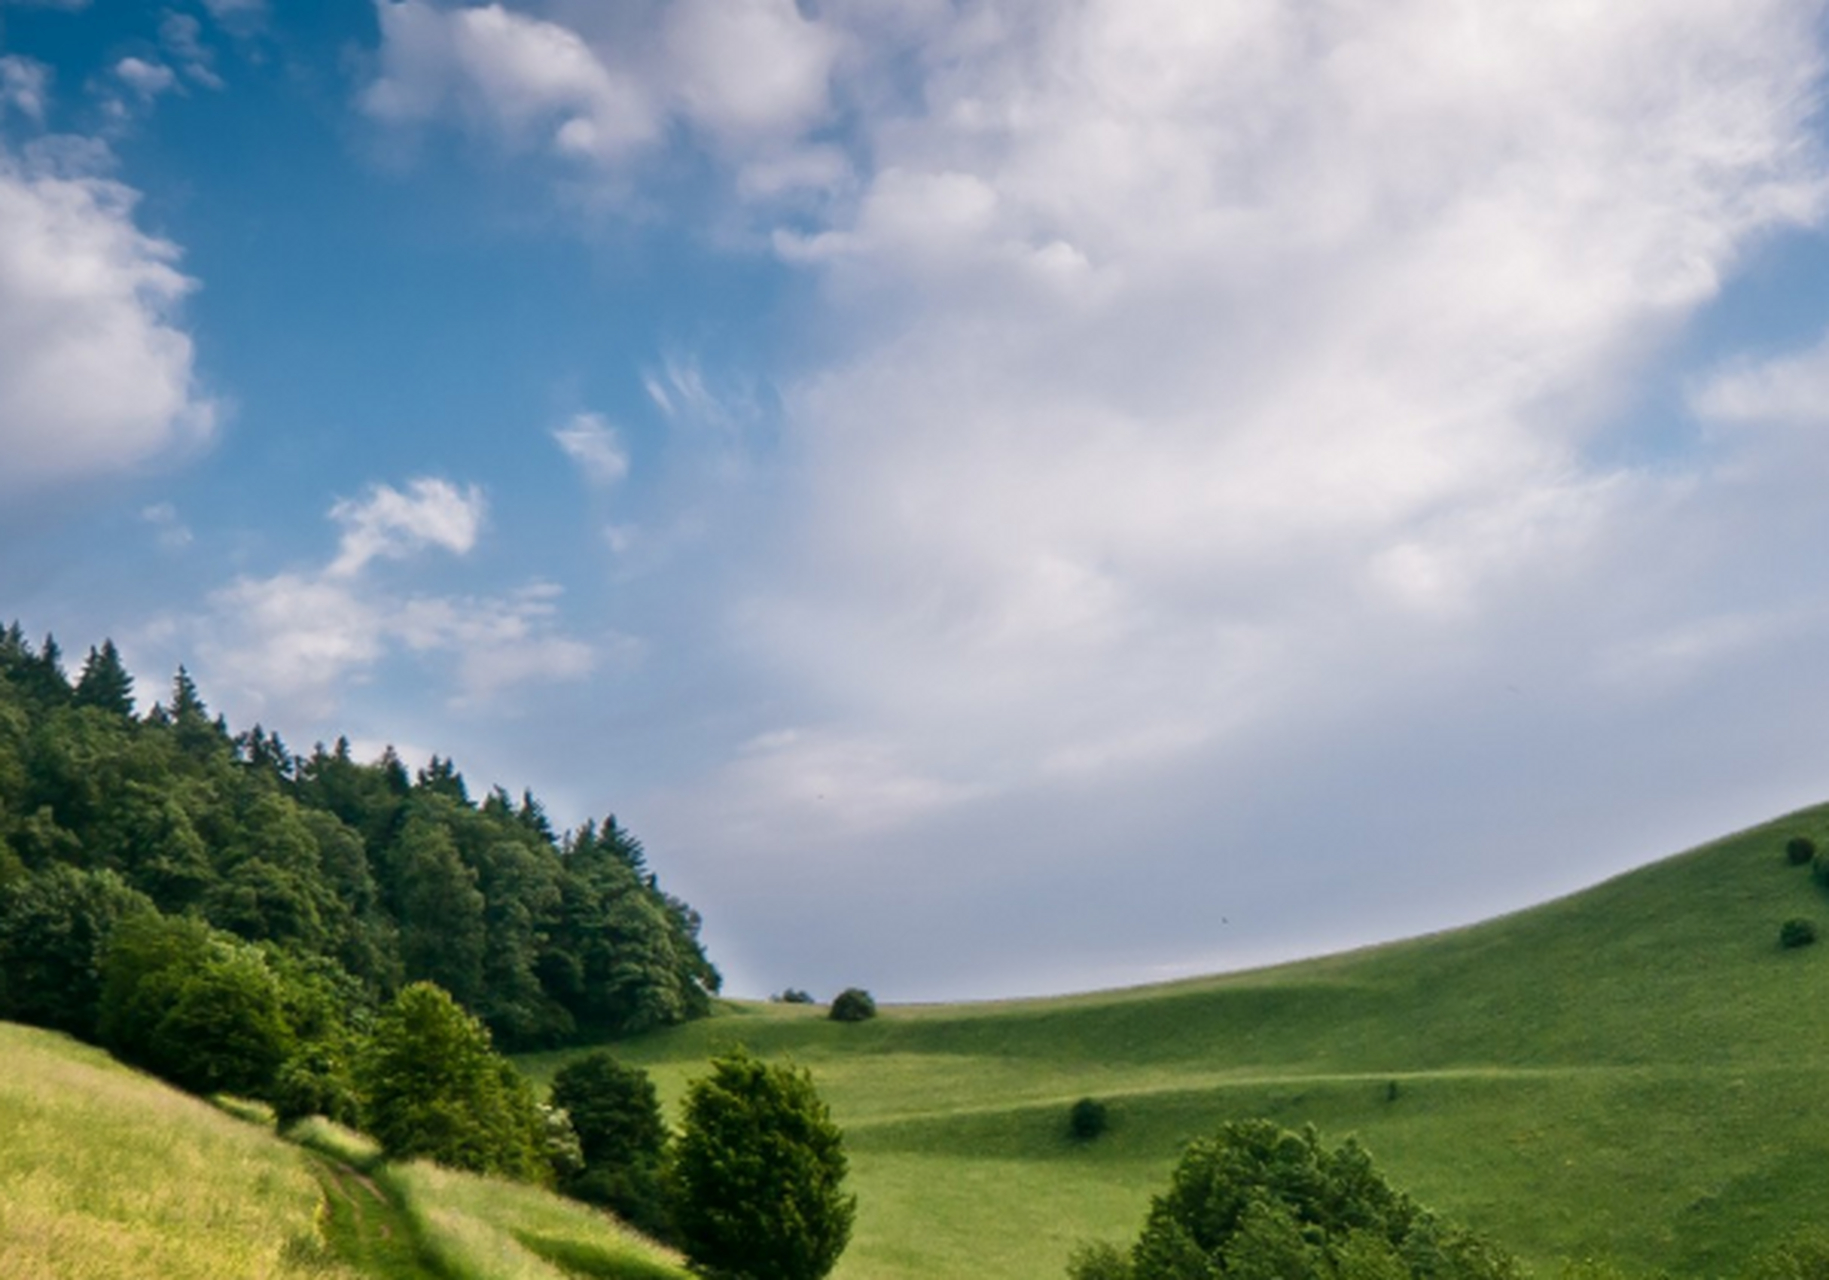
[362,1,659,162]
[361,0,839,184]
[199,479,594,717]
[0,144,215,494]
[552,411,630,486]
[733,0,1826,793]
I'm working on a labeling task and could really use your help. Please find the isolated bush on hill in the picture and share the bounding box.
[672,1047,855,1280]
[774,988,816,1004]
[1069,1097,1110,1141]
[550,1050,672,1237]
[1787,836,1817,867]
[829,987,877,1022]
[1780,918,1818,950]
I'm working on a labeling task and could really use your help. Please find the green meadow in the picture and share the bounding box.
[523,803,1829,1280]
[0,1026,688,1280]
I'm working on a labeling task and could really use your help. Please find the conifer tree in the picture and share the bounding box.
[74,640,135,717]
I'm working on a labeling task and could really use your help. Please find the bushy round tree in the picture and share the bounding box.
[1787,835,1818,867]
[1781,918,1818,950]
[828,988,876,1023]
[355,981,546,1181]
[672,1048,855,1280]
[1099,1119,1520,1280]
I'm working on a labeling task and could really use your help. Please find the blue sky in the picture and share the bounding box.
[8,0,1829,1000]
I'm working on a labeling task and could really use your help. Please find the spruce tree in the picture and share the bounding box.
[74,640,135,717]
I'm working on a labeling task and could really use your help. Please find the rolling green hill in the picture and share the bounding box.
[523,803,1829,1280]
[0,1021,689,1280]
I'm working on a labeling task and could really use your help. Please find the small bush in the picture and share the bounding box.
[1068,1239,1133,1280]
[1068,1097,1110,1141]
[1787,836,1818,866]
[828,988,877,1022]
[774,988,816,1004]
[1781,919,1818,950]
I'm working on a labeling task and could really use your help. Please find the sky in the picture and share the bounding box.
[7,0,1829,1002]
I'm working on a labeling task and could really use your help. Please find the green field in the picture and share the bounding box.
[522,803,1829,1280]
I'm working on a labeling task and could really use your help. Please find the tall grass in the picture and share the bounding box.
[0,1023,354,1279]
[378,1161,689,1280]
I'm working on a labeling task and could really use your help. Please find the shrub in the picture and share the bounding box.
[1780,918,1818,950]
[550,1051,671,1237]
[1068,1240,1134,1280]
[673,1048,854,1280]
[1069,1097,1110,1141]
[774,988,816,1004]
[1788,836,1818,867]
[829,987,877,1022]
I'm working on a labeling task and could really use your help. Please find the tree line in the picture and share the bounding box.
[0,624,720,1056]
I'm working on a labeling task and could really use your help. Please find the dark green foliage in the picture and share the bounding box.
[98,912,304,1098]
[551,1051,672,1237]
[0,864,152,1037]
[1779,918,1817,949]
[1069,1097,1110,1141]
[1113,1120,1520,1280]
[0,621,718,1055]
[1786,836,1817,867]
[673,1048,855,1280]
[355,981,547,1181]
[1068,1241,1135,1280]
[829,987,877,1023]
[774,988,816,1004]
[73,641,134,718]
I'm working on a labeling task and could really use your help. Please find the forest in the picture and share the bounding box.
[0,623,720,1058]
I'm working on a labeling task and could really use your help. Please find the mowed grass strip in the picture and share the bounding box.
[528,803,1829,1280]
[0,1022,354,1280]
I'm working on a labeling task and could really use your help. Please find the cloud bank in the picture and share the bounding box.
[0,143,215,493]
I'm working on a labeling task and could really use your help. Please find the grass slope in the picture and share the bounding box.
[523,804,1829,1280]
[0,1024,690,1280]
[0,1022,354,1279]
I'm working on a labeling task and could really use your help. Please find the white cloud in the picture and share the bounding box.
[114,57,177,98]
[638,0,1829,913]
[159,14,224,90]
[0,144,215,494]
[1691,329,1829,429]
[363,1,659,163]
[0,57,51,121]
[361,0,842,186]
[552,411,630,486]
[328,477,487,577]
[198,480,594,718]
[659,0,838,145]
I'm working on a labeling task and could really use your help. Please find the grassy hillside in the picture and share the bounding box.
[0,1022,690,1280]
[523,803,1829,1280]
